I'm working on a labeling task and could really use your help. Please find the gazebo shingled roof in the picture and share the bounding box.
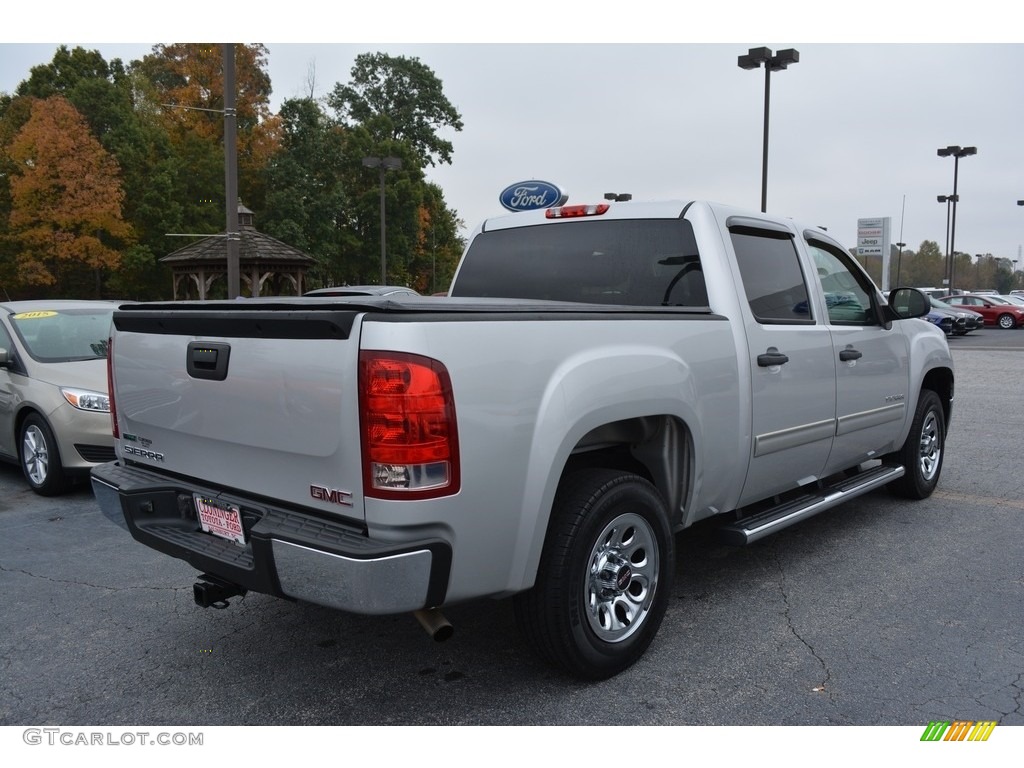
[160,203,316,299]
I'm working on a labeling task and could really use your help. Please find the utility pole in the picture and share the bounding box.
[224,44,240,298]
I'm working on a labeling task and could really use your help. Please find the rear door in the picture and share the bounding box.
[728,219,837,505]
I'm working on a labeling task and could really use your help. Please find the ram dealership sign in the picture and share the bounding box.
[499,180,568,212]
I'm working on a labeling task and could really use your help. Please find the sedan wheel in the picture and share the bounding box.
[20,414,69,496]
[997,313,1016,329]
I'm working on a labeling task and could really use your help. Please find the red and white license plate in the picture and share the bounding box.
[194,495,246,545]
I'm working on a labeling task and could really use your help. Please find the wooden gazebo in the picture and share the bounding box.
[160,203,316,299]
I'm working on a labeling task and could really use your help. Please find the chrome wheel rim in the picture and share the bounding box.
[22,425,49,485]
[918,410,941,482]
[586,512,659,643]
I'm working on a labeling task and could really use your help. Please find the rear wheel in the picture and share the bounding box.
[997,313,1016,329]
[20,413,69,496]
[514,469,674,679]
[888,389,944,499]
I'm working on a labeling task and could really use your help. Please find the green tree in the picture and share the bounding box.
[327,52,463,168]
[411,183,464,294]
[321,54,467,289]
[260,97,354,287]
[134,42,281,216]
[901,240,944,288]
[333,121,421,286]
[5,95,133,296]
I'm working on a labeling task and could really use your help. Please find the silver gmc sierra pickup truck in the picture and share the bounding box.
[92,199,954,679]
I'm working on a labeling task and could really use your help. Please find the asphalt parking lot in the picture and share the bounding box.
[1,343,1022,730]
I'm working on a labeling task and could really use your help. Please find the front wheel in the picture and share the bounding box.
[513,469,674,679]
[888,389,945,499]
[997,313,1016,329]
[20,413,69,496]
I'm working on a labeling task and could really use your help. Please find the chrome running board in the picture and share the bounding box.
[718,464,906,545]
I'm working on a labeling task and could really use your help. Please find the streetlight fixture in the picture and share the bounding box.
[937,145,976,291]
[895,241,906,285]
[937,194,957,287]
[737,46,800,213]
[362,156,402,285]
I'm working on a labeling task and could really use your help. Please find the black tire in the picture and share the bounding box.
[997,313,1015,330]
[19,413,69,496]
[888,389,945,499]
[513,469,674,680]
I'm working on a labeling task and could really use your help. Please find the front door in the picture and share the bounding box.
[805,237,910,474]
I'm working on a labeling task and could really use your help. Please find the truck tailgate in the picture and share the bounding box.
[110,307,366,520]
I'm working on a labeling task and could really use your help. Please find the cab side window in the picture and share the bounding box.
[806,239,877,326]
[0,322,13,354]
[730,226,813,324]
[0,321,16,371]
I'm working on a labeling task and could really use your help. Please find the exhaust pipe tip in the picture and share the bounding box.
[413,608,453,642]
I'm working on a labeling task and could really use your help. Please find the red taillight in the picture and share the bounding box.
[359,351,459,499]
[545,203,610,219]
[106,336,119,439]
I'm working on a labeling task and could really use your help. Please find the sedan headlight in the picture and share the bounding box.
[61,388,110,413]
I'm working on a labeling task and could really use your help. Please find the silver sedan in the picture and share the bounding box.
[0,300,118,494]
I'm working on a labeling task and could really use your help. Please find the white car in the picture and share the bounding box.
[0,300,118,494]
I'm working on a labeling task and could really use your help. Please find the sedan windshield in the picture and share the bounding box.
[10,308,113,362]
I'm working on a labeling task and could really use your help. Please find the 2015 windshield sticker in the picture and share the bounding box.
[12,311,58,320]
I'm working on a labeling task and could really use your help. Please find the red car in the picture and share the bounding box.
[941,294,1024,329]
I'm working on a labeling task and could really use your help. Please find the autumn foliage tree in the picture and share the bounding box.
[6,95,132,295]
[135,43,282,217]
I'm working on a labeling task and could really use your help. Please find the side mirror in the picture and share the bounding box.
[0,348,8,367]
[887,287,930,320]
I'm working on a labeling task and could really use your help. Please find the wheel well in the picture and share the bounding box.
[563,415,690,526]
[922,367,954,425]
[13,407,39,458]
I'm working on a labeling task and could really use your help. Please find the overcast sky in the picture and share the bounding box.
[3,4,1022,269]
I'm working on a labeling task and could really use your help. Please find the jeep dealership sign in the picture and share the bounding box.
[857,216,892,291]
[499,180,568,212]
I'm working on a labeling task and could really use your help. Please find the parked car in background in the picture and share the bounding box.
[0,300,118,494]
[928,296,982,335]
[996,294,1024,308]
[924,306,955,336]
[304,285,420,298]
[918,288,951,300]
[941,294,1024,329]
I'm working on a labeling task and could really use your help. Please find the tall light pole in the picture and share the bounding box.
[362,156,402,285]
[895,241,906,285]
[937,194,957,289]
[937,145,976,292]
[738,46,799,213]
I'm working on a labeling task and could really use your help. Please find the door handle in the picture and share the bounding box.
[839,348,863,362]
[757,347,789,367]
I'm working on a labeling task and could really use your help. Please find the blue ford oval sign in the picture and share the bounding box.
[499,180,568,212]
